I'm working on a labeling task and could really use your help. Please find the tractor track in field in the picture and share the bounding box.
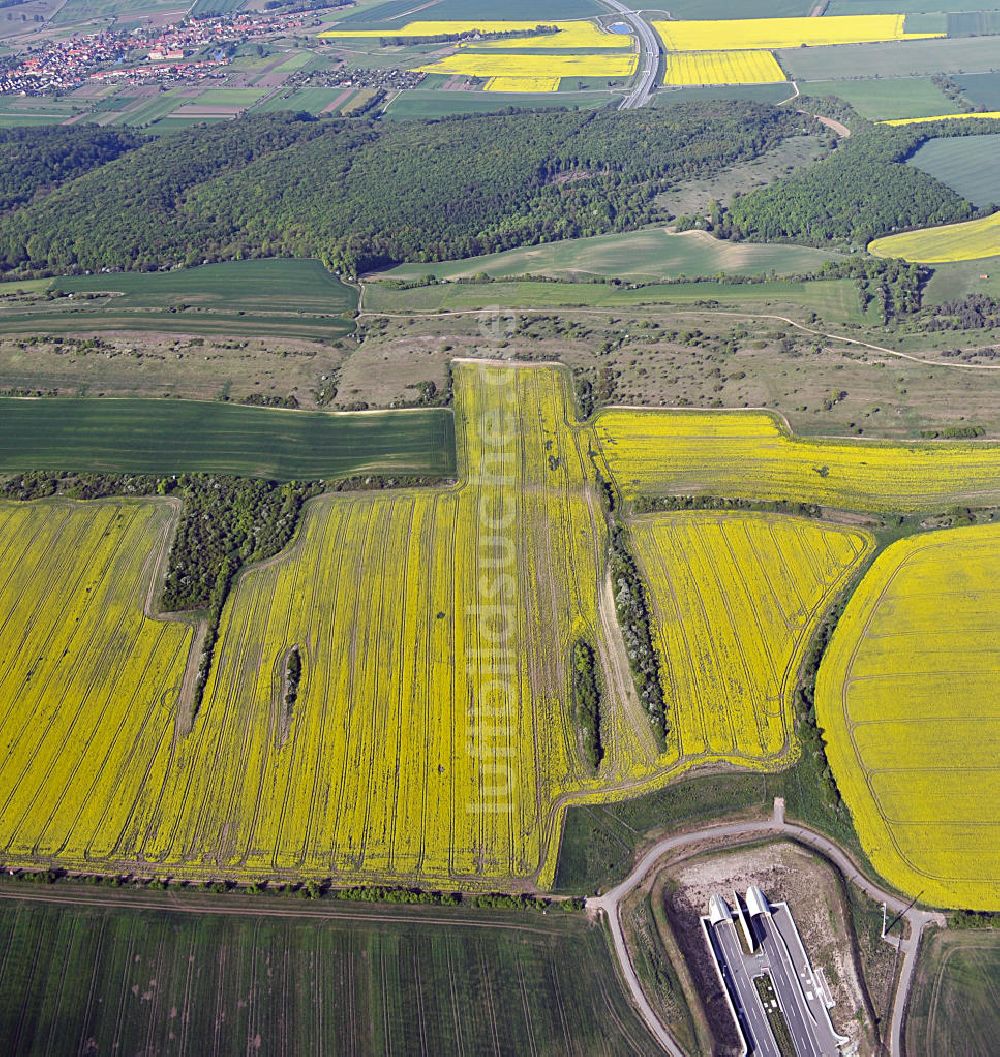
[0,884,573,938]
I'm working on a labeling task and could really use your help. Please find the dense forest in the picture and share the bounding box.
[0,125,142,214]
[0,105,807,276]
[723,119,989,247]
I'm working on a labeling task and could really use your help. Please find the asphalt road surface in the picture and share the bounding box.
[602,1,661,109]
[710,918,782,1057]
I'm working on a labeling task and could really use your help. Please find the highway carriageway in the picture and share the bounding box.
[703,888,846,1057]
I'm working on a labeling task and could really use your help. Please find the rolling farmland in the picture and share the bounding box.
[652,14,941,51]
[414,52,638,87]
[904,930,1000,1056]
[375,228,838,283]
[0,892,657,1057]
[48,258,358,316]
[0,500,193,867]
[815,525,1000,909]
[631,513,871,764]
[0,366,608,886]
[0,399,456,479]
[0,364,872,890]
[777,36,1000,80]
[907,134,1000,208]
[664,51,786,87]
[593,408,1000,512]
[868,211,1000,263]
[321,19,627,46]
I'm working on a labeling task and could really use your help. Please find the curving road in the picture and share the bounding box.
[588,802,945,1057]
[603,1,661,109]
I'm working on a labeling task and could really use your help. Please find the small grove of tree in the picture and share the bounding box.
[608,522,667,746]
[571,640,603,770]
[925,293,1000,332]
[285,645,302,712]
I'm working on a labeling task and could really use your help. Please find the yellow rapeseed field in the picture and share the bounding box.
[0,500,191,864]
[652,14,942,51]
[141,364,608,882]
[414,52,638,83]
[665,50,786,86]
[468,21,631,50]
[868,211,1000,263]
[594,408,1000,512]
[485,76,561,93]
[880,111,1000,126]
[816,524,1000,909]
[631,513,870,763]
[0,365,873,889]
[320,20,630,48]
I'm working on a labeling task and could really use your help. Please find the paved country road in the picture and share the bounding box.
[602,1,661,109]
[587,802,946,1057]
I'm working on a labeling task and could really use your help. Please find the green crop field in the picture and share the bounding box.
[192,87,268,108]
[922,256,1000,304]
[0,399,456,479]
[118,93,186,127]
[190,0,246,15]
[904,930,1000,1057]
[52,0,181,25]
[0,890,657,1057]
[385,89,610,119]
[257,87,351,114]
[377,228,838,284]
[798,76,953,120]
[52,259,357,316]
[0,260,358,341]
[828,0,1000,12]
[646,0,809,12]
[779,37,1000,81]
[957,73,1000,110]
[908,135,1000,208]
[333,0,605,28]
[364,277,867,322]
[948,11,1000,37]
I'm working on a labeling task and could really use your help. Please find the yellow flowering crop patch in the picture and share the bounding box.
[485,76,560,93]
[665,50,786,86]
[320,19,631,48]
[415,52,638,81]
[0,365,872,890]
[0,500,192,864]
[880,111,1000,126]
[594,407,1000,512]
[816,524,1000,909]
[632,513,870,763]
[652,14,942,51]
[469,21,631,50]
[869,211,1000,264]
